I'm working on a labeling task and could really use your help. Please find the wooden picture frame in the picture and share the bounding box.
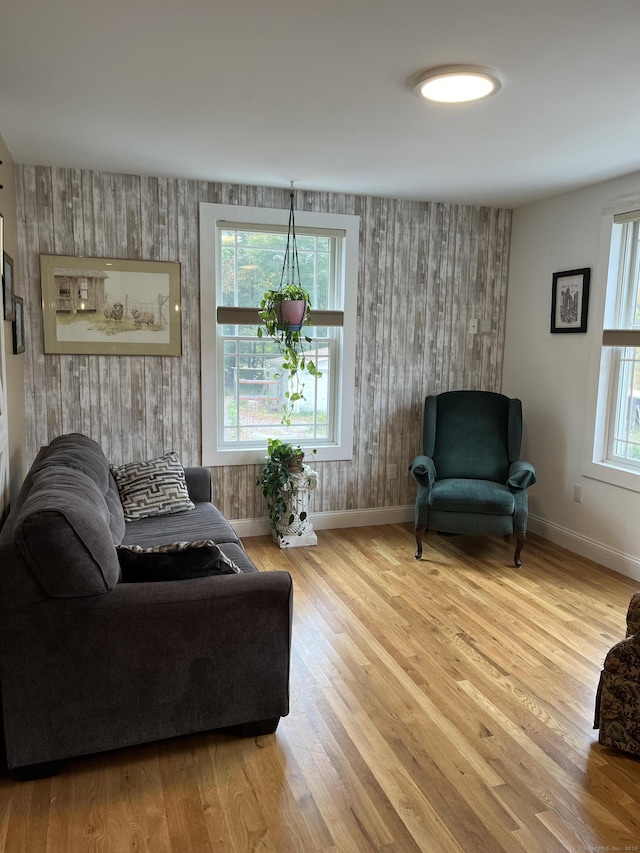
[3,251,14,323]
[12,295,24,354]
[550,267,590,333]
[40,255,182,356]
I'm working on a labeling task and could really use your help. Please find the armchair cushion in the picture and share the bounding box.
[431,391,512,482]
[429,479,515,516]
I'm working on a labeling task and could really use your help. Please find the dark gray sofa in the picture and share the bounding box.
[0,433,292,774]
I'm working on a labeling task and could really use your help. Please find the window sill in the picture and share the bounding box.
[583,459,640,494]
[203,442,352,467]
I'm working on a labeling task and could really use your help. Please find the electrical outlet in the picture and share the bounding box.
[387,464,397,480]
[468,318,478,335]
[573,484,583,503]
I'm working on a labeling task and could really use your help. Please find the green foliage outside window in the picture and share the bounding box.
[221,227,330,427]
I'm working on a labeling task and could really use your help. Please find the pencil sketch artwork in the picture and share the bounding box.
[558,279,580,326]
[53,267,170,344]
[554,274,584,329]
[40,256,182,356]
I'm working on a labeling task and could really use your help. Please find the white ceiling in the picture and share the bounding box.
[1,0,639,208]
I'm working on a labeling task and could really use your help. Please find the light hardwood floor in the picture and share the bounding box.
[1,525,639,852]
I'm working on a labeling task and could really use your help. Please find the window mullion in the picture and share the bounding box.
[632,222,640,328]
[614,225,631,327]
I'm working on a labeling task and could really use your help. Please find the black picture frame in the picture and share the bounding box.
[550,267,590,333]
[12,295,24,354]
[2,250,14,322]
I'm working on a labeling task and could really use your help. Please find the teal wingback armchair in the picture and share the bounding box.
[409,391,537,567]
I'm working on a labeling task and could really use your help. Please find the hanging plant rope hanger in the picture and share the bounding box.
[258,182,322,426]
[278,183,306,339]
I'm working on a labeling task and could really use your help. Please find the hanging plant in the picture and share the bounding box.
[257,186,322,425]
[258,283,310,344]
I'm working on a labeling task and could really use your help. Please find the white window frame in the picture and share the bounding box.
[200,202,359,466]
[584,195,640,492]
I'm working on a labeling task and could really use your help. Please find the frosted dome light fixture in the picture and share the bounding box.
[413,65,501,103]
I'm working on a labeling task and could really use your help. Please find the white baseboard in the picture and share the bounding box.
[233,507,640,583]
[230,505,415,540]
[527,513,640,582]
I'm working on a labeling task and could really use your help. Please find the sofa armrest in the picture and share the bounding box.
[184,466,213,503]
[0,571,292,768]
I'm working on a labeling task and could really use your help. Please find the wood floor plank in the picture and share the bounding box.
[1,526,640,852]
[458,678,640,846]
[44,770,72,853]
[321,682,467,852]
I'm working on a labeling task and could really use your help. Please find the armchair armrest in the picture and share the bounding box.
[409,455,437,488]
[184,466,213,503]
[507,461,537,490]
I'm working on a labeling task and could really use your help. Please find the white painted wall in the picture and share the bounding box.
[0,134,26,512]
[503,169,640,581]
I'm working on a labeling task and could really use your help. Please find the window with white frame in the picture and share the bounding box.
[591,208,640,481]
[601,210,640,468]
[200,203,359,466]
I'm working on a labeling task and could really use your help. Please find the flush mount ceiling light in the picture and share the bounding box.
[413,65,501,103]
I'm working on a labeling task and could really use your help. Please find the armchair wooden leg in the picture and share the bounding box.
[514,533,526,568]
[415,526,426,560]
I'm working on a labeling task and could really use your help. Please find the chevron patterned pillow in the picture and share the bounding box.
[110,452,195,521]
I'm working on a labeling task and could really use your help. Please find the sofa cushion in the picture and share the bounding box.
[121,502,241,548]
[216,541,258,574]
[35,433,126,544]
[38,433,111,492]
[104,478,127,543]
[110,452,195,521]
[117,539,240,582]
[12,466,121,597]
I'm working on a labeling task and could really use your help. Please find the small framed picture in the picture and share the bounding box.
[12,295,24,354]
[551,267,590,333]
[2,251,14,322]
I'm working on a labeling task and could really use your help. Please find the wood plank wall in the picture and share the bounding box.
[15,166,511,520]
